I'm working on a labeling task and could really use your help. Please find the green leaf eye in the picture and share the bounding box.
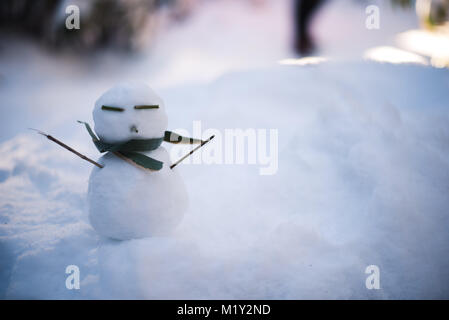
[102,105,124,112]
[134,105,159,110]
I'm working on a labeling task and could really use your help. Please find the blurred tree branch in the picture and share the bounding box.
[0,0,193,52]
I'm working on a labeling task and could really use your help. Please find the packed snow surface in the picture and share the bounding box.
[1,61,449,299]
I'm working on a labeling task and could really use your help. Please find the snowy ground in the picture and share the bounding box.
[1,0,449,299]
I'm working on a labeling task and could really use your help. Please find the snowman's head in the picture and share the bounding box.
[93,83,168,143]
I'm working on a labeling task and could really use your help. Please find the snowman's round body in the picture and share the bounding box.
[88,147,188,240]
[86,82,188,240]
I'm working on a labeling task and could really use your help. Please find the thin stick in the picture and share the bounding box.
[170,135,215,170]
[29,128,104,168]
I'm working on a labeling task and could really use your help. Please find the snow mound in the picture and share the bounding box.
[1,61,449,299]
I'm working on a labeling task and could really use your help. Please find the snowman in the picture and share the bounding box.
[35,82,212,240]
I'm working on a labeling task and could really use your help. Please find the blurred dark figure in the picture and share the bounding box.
[293,0,325,55]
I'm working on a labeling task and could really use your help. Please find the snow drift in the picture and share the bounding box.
[1,60,449,299]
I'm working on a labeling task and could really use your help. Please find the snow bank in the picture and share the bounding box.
[1,60,449,299]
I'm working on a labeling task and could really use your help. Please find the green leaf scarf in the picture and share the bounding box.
[78,121,203,171]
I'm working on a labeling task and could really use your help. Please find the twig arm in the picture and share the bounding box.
[30,128,104,168]
[170,135,214,169]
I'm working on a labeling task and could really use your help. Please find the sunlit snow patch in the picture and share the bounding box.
[397,28,449,68]
[363,46,428,65]
[278,57,328,66]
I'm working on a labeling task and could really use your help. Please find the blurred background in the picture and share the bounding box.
[0,0,448,142]
[1,0,448,57]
